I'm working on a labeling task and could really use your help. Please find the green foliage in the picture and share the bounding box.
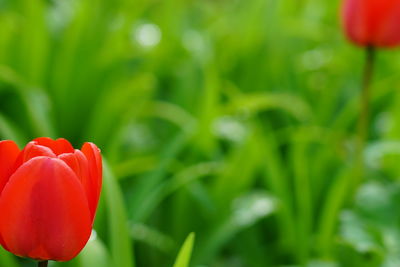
[103,161,135,267]
[1,0,400,266]
[173,233,195,267]
[0,249,18,267]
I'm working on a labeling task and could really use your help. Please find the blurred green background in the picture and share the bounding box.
[1,0,400,266]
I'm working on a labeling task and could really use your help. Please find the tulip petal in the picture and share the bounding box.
[33,137,74,155]
[0,140,20,195]
[375,3,400,47]
[12,142,56,174]
[58,150,99,220]
[21,143,56,162]
[0,140,20,250]
[342,0,400,47]
[0,157,92,261]
[81,143,102,221]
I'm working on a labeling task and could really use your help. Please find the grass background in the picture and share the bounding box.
[1,0,400,266]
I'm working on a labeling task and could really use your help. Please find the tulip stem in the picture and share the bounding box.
[38,261,48,267]
[355,46,375,188]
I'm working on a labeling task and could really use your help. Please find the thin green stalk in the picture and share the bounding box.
[319,46,376,258]
[354,46,375,189]
[316,46,376,258]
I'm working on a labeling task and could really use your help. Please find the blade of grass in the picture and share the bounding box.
[137,161,222,222]
[173,233,195,267]
[291,129,313,263]
[316,167,352,258]
[103,160,135,267]
[260,126,296,253]
[0,113,26,145]
[0,65,55,137]
[129,127,195,221]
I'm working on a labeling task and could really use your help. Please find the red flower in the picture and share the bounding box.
[341,0,400,47]
[0,137,102,261]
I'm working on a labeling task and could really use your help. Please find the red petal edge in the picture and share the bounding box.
[33,137,74,155]
[80,143,102,222]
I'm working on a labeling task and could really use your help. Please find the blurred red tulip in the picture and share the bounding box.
[0,138,102,261]
[341,0,400,47]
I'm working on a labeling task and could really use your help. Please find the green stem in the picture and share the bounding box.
[354,46,375,189]
[315,46,376,259]
[38,261,48,267]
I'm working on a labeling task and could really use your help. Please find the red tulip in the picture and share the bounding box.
[0,137,102,261]
[341,0,400,47]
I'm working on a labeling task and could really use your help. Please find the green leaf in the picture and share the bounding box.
[173,233,195,267]
[78,236,111,267]
[103,160,135,267]
[0,249,17,267]
[0,113,26,145]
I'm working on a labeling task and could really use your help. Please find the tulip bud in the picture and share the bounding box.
[0,138,102,262]
[341,0,400,47]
